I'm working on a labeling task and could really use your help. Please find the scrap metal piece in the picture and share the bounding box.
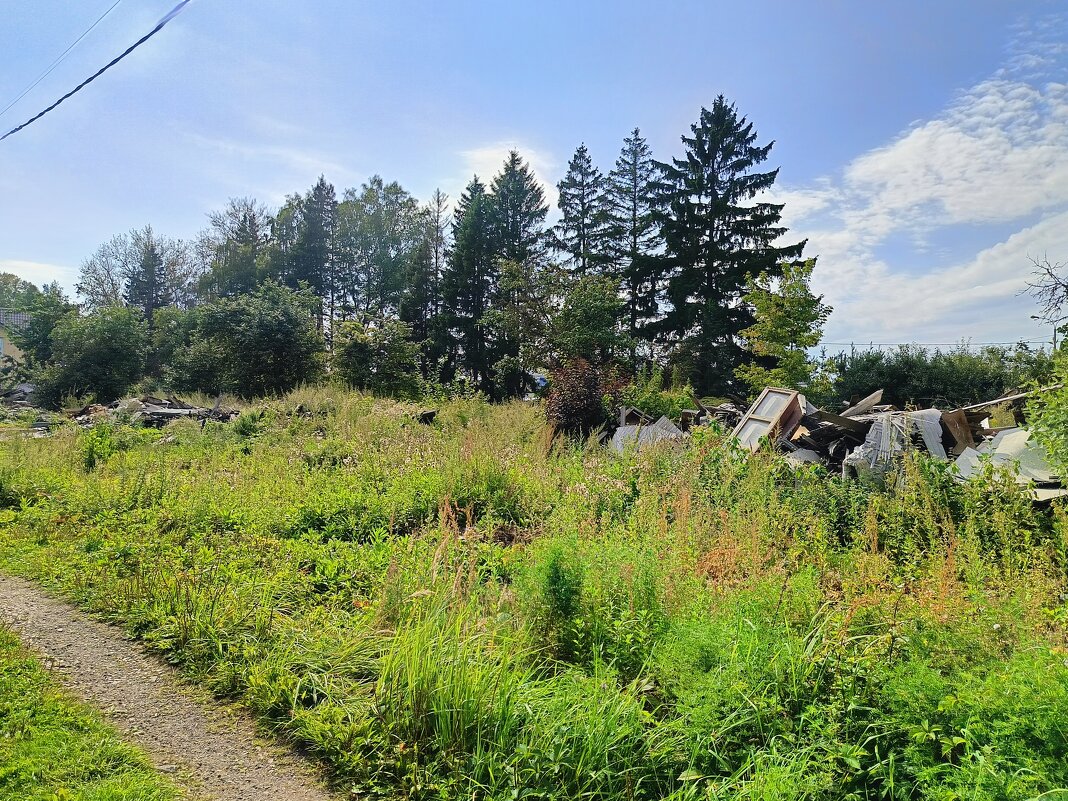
[842,409,946,481]
[953,427,1063,500]
[610,415,685,454]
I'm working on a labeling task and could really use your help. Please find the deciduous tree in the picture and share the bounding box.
[34,307,146,407]
[735,258,830,396]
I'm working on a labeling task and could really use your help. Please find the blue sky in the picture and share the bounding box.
[1,0,1065,347]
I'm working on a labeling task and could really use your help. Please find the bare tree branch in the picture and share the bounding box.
[1023,254,1068,324]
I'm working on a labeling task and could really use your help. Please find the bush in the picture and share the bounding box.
[33,306,146,408]
[824,343,1053,409]
[617,365,696,419]
[171,281,326,397]
[545,359,616,436]
[332,318,420,399]
[1027,348,1068,477]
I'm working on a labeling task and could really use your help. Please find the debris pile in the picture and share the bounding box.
[0,382,37,410]
[610,412,685,453]
[954,428,1066,501]
[70,395,238,428]
[729,385,1065,500]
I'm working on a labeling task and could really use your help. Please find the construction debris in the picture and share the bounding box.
[722,384,1065,500]
[610,415,686,453]
[0,382,36,409]
[733,387,809,452]
[954,428,1067,501]
[70,395,238,428]
[842,409,945,482]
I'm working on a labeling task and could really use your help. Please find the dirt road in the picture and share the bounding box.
[0,573,338,801]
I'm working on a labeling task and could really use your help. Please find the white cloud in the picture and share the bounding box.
[775,22,1068,347]
[0,259,78,293]
[453,141,560,210]
[816,211,1068,345]
[841,79,1068,233]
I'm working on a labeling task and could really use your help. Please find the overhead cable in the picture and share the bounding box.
[821,339,1048,348]
[0,0,124,121]
[0,0,192,143]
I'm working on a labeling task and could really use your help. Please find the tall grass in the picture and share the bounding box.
[0,387,1065,799]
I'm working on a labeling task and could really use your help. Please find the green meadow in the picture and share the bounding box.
[1,389,1066,801]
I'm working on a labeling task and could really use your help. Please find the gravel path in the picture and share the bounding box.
[0,573,338,801]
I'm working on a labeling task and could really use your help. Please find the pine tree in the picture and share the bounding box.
[554,144,608,274]
[442,178,496,392]
[267,194,301,286]
[279,176,337,329]
[485,152,550,397]
[655,98,805,395]
[605,128,663,352]
[123,226,176,331]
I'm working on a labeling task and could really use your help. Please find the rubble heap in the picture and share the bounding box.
[70,395,239,428]
[731,385,1065,501]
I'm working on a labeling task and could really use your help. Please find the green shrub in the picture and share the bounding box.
[33,307,146,408]
[332,318,420,400]
[824,343,1054,410]
[618,365,696,419]
[171,281,326,397]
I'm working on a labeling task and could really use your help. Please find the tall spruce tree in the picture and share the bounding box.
[79,227,195,315]
[490,150,548,263]
[605,128,663,352]
[554,144,608,274]
[123,231,170,330]
[274,176,337,328]
[442,178,497,392]
[268,194,301,286]
[487,152,549,397]
[655,98,804,395]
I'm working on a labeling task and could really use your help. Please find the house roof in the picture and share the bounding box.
[0,309,30,330]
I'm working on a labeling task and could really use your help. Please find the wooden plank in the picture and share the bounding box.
[813,409,871,435]
[940,409,974,455]
[841,389,883,418]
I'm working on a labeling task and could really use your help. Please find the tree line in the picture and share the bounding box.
[9,95,820,405]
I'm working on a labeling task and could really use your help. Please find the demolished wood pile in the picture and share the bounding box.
[0,382,37,410]
[608,398,746,453]
[70,395,239,428]
[730,385,1065,500]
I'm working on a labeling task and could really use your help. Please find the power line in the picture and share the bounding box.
[822,339,1049,348]
[0,0,193,143]
[0,0,124,121]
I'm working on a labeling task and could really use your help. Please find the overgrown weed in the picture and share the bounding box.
[0,391,1065,799]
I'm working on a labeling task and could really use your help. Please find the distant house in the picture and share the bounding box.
[0,309,30,363]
